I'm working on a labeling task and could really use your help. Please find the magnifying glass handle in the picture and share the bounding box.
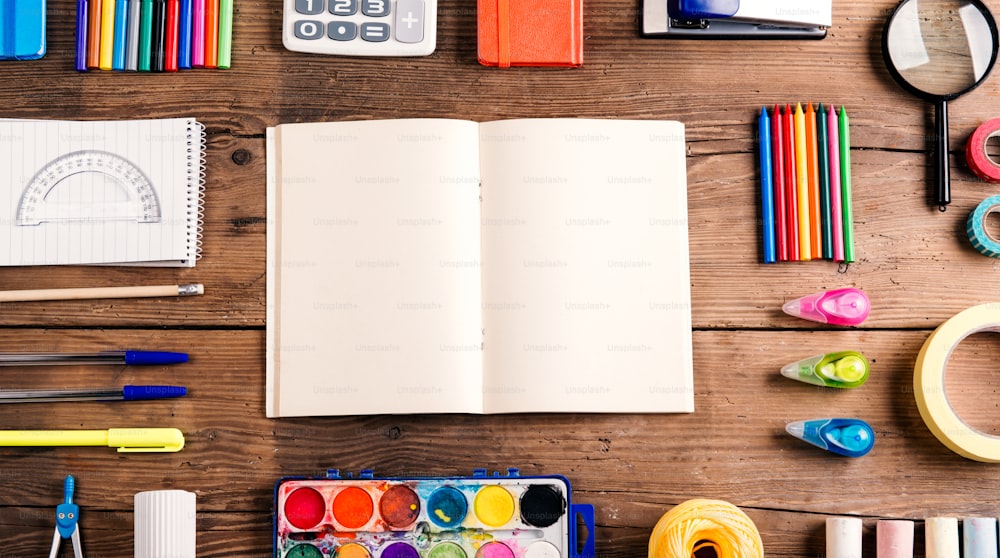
[935,98,950,209]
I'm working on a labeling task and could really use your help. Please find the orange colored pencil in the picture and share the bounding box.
[204,0,219,67]
[805,103,822,260]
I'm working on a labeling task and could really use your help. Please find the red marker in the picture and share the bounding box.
[783,104,799,261]
[164,0,179,71]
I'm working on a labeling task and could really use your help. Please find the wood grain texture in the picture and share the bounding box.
[5,0,1000,556]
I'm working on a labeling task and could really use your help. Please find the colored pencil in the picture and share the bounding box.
[772,105,788,261]
[99,0,116,70]
[165,0,180,71]
[138,0,153,71]
[783,104,799,260]
[87,0,103,68]
[125,0,141,70]
[76,0,89,71]
[794,103,811,260]
[218,0,233,69]
[839,106,855,263]
[191,0,205,66]
[204,0,219,67]
[828,104,845,261]
[805,103,822,260]
[817,104,833,260]
[112,0,129,70]
[759,108,776,263]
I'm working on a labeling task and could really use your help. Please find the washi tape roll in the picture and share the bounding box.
[966,119,1000,183]
[914,304,1000,462]
[648,498,763,557]
[967,195,1000,257]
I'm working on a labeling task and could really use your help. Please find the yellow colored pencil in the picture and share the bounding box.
[805,103,822,260]
[99,0,117,70]
[794,103,811,260]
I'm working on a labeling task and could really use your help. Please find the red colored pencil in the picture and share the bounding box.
[165,0,180,71]
[772,105,787,261]
[204,0,219,67]
[783,104,799,261]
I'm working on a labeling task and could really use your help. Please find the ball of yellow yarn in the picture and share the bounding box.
[648,498,764,558]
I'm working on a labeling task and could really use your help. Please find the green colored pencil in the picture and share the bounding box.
[839,106,855,263]
[817,104,832,259]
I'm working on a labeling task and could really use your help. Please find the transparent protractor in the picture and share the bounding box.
[16,150,161,226]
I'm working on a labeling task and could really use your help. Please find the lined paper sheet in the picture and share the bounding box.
[0,117,202,266]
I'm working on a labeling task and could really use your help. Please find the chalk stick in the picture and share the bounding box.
[827,517,863,558]
[964,517,998,558]
[925,517,959,558]
[877,519,914,558]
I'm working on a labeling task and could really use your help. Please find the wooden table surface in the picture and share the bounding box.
[3,0,1000,556]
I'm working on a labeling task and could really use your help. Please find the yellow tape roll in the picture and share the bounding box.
[914,303,1000,462]
[648,499,764,558]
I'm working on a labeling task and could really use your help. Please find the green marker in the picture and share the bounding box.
[218,0,233,69]
[817,104,832,260]
[839,106,854,263]
[138,0,154,71]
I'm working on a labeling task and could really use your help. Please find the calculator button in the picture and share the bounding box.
[362,0,390,17]
[394,0,424,43]
[295,0,325,15]
[293,20,326,40]
[361,22,390,42]
[328,21,358,41]
[328,0,358,16]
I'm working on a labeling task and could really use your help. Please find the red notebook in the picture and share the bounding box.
[477,0,583,67]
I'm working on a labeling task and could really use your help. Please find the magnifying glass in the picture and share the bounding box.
[882,0,999,211]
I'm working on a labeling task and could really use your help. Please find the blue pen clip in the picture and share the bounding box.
[786,418,875,457]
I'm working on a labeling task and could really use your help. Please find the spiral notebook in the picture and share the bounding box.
[0,117,205,267]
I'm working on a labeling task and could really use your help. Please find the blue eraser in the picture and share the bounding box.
[122,385,188,401]
[669,0,740,19]
[125,351,190,365]
[0,0,46,60]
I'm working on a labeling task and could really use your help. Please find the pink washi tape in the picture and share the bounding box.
[966,118,1000,183]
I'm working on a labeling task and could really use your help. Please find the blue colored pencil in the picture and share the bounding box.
[112,0,129,70]
[759,107,776,263]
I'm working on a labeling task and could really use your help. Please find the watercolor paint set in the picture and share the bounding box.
[274,468,596,558]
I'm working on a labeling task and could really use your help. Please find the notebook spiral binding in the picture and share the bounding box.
[186,119,206,262]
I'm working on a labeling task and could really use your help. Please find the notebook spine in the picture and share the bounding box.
[186,119,206,263]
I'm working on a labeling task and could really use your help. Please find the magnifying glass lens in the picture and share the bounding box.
[883,0,999,208]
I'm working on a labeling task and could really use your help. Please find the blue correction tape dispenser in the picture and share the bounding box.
[781,351,870,388]
[786,418,875,457]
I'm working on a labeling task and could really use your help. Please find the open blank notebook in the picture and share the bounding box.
[0,117,205,266]
[266,118,692,417]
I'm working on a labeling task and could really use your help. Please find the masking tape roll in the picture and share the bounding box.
[914,304,1000,462]
[966,119,1000,183]
[648,498,763,558]
[966,195,1000,257]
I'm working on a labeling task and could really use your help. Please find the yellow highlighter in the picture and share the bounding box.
[99,0,117,70]
[0,428,185,452]
[794,103,811,260]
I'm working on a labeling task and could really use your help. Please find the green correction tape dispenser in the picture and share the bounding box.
[781,351,870,388]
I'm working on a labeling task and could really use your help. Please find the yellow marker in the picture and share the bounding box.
[99,0,117,70]
[794,103,811,260]
[0,428,185,452]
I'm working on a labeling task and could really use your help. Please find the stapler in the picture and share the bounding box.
[642,0,831,39]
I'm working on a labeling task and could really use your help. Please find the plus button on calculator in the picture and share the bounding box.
[283,0,437,56]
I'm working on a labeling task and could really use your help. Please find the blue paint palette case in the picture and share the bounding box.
[274,468,596,558]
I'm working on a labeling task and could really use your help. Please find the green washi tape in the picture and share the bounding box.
[967,195,1000,257]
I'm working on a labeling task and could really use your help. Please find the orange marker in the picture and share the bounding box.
[805,103,822,260]
[87,0,103,68]
[204,0,219,67]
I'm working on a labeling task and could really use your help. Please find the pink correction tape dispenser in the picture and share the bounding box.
[782,288,870,326]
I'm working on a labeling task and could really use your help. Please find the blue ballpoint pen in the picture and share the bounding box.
[0,385,186,403]
[0,351,188,366]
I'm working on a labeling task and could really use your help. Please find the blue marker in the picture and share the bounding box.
[177,0,192,68]
[759,106,776,263]
[112,0,130,69]
[786,418,875,457]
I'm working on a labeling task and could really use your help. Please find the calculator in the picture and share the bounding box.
[283,0,437,56]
